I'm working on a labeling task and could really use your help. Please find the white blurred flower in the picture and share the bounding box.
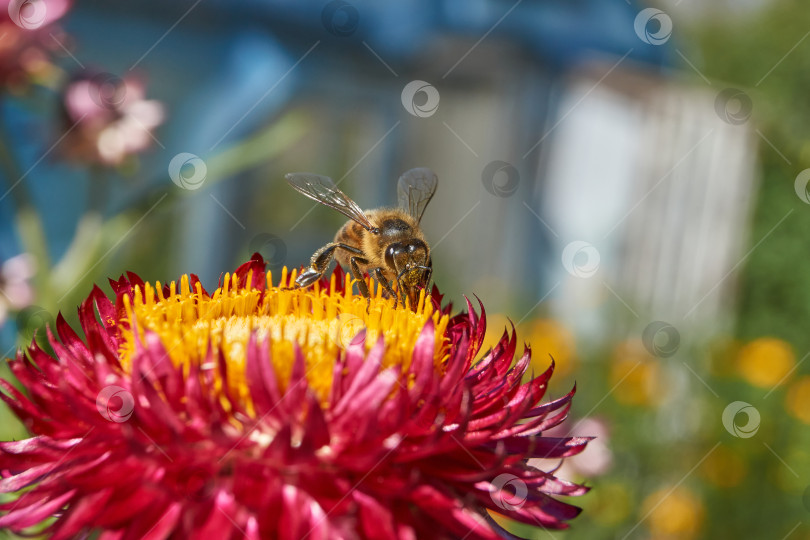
[0,254,35,326]
[566,417,613,477]
[530,416,613,479]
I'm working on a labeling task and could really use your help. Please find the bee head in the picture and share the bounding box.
[385,241,429,276]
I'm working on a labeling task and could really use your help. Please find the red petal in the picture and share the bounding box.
[0,488,75,529]
[140,502,182,540]
[331,336,384,417]
[354,490,397,540]
[408,319,436,401]
[246,334,282,421]
[489,436,593,459]
[410,484,500,540]
[49,487,114,540]
[235,253,267,291]
[280,485,329,540]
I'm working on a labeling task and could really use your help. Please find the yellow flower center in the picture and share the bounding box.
[118,268,449,410]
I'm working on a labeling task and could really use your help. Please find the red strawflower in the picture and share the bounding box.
[0,254,590,539]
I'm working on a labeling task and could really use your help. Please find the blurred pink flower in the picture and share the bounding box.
[0,0,72,90]
[565,418,612,477]
[0,254,35,327]
[532,417,613,479]
[62,73,165,165]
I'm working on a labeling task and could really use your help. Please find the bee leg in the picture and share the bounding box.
[413,264,432,295]
[292,243,363,289]
[425,257,433,289]
[395,269,409,309]
[371,268,398,309]
[425,266,433,291]
[348,256,372,312]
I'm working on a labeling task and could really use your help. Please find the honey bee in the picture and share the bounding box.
[285,167,438,309]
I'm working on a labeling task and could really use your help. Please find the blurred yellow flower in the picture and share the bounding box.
[641,486,704,540]
[482,315,575,378]
[786,376,810,424]
[520,318,576,378]
[700,444,746,488]
[610,339,664,407]
[736,337,795,388]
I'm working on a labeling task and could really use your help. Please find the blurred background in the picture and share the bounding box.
[1,0,809,538]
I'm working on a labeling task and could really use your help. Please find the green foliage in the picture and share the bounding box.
[690,1,810,350]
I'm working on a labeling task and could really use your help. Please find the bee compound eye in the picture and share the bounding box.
[407,240,426,255]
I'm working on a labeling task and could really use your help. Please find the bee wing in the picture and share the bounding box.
[397,167,438,223]
[285,173,377,231]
